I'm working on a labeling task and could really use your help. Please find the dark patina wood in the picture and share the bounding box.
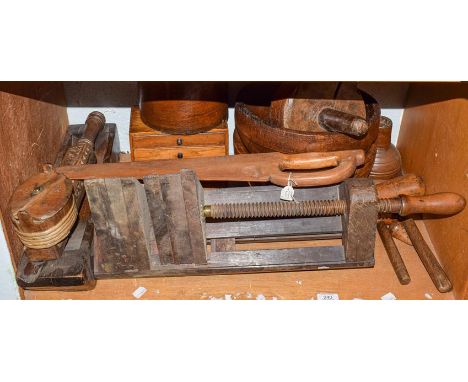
[15,123,119,290]
[340,178,378,263]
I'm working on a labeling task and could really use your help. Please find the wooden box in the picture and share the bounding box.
[130,106,229,161]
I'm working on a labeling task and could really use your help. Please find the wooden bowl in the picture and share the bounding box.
[234,83,381,177]
[139,82,228,134]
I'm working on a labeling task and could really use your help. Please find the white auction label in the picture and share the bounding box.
[280,185,295,201]
[316,293,339,300]
[132,286,147,299]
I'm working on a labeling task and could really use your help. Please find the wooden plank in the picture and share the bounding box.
[211,238,236,252]
[180,170,207,264]
[0,83,68,267]
[206,217,342,240]
[207,246,345,267]
[24,220,455,300]
[144,176,174,264]
[85,179,123,274]
[204,184,340,204]
[398,83,468,299]
[160,174,193,264]
[120,178,151,272]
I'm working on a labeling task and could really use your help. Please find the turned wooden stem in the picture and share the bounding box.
[377,221,411,285]
[402,219,453,293]
[318,108,369,137]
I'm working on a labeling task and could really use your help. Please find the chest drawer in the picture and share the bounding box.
[132,131,226,149]
[132,145,226,161]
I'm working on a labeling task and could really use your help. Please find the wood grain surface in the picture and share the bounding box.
[130,107,229,160]
[23,220,453,300]
[398,83,468,299]
[0,82,69,267]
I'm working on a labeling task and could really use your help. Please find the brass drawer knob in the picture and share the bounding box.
[176,138,183,146]
[177,152,183,159]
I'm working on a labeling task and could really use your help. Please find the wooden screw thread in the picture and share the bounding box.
[204,193,465,219]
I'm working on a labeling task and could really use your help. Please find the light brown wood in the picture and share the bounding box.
[56,150,366,188]
[375,174,426,199]
[130,106,229,161]
[23,220,453,300]
[399,193,465,216]
[398,83,468,299]
[133,146,226,161]
[0,83,69,266]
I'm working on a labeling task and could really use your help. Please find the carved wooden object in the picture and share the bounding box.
[9,112,105,262]
[234,82,381,177]
[56,150,366,188]
[139,82,228,134]
[15,122,120,290]
[369,116,402,179]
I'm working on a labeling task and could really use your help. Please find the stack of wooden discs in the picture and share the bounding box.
[234,82,381,177]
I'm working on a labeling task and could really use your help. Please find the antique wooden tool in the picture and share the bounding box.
[13,117,120,290]
[81,169,464,280]
[375,174,456,292]
[56,149,366,187]
[234,82,380,177]
[9,111,105,262]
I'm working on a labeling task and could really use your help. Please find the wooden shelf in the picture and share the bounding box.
[24,220,453,300]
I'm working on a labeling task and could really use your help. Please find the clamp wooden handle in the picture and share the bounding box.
[399,193,466,216]
[402,219,453,293]
[375,174,426,199]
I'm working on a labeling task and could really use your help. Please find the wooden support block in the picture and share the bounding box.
[340,178,378,263]
[180,169,207,264]
[85,178,151,274]
[159,174,194,264]
[144,176,174,264]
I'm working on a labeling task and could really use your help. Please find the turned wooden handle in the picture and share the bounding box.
[318,108,369,137]
[279,155,339,171]
[270,157,359,187]
[377,221,411,285]
[402,219,452,293]
[375,174,426,199]
[399,193,466,216]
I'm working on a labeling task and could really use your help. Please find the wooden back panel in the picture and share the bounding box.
[398,83,468,299]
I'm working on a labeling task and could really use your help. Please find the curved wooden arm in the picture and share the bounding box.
[270,151,365,187]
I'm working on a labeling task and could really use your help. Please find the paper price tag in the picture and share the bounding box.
[280,185,295,201]
[317,293,339,300]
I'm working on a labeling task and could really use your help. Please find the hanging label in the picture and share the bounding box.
[280,185,295,201]
[280,173,296,201]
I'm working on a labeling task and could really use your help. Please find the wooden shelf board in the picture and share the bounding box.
[23,220,453,300]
